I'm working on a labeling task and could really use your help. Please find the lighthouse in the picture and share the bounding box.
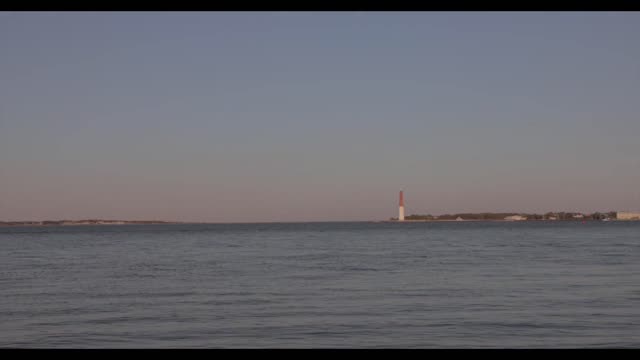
[398,190,405,221]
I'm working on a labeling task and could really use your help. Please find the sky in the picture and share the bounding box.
[1,12,639,222]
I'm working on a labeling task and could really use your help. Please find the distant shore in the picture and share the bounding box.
[386,211,630,222]
[380,219,625,223]
[2,212,638,227]
[0,220,182,227]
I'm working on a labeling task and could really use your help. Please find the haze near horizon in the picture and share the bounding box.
[1,12,639,222]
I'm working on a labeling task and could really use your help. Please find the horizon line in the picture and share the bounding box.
[2,209,635,225]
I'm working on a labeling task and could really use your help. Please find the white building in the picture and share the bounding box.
[617,212,640,220]
[505,215,527,221]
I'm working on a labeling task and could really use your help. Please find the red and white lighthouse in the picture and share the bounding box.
[398,190,405,221]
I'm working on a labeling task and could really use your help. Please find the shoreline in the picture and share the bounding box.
[1,219,635,227]
[380,219,621,222]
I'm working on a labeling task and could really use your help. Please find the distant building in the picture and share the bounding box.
[504,215,527,221]
[573,214,584,219]
[455,216,464,221]
[617,211,640,220]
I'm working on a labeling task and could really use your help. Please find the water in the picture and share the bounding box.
[1,221,638,348]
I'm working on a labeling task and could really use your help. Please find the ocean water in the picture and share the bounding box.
[0,221,638,348]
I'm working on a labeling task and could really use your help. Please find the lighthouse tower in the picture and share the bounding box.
[399,190,405,221]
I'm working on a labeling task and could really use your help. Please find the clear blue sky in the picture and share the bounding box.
[1,12,639,222]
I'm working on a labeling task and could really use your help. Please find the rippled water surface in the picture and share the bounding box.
[1,221,639,348]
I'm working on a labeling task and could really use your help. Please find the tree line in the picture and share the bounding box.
[391,212,618,221]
